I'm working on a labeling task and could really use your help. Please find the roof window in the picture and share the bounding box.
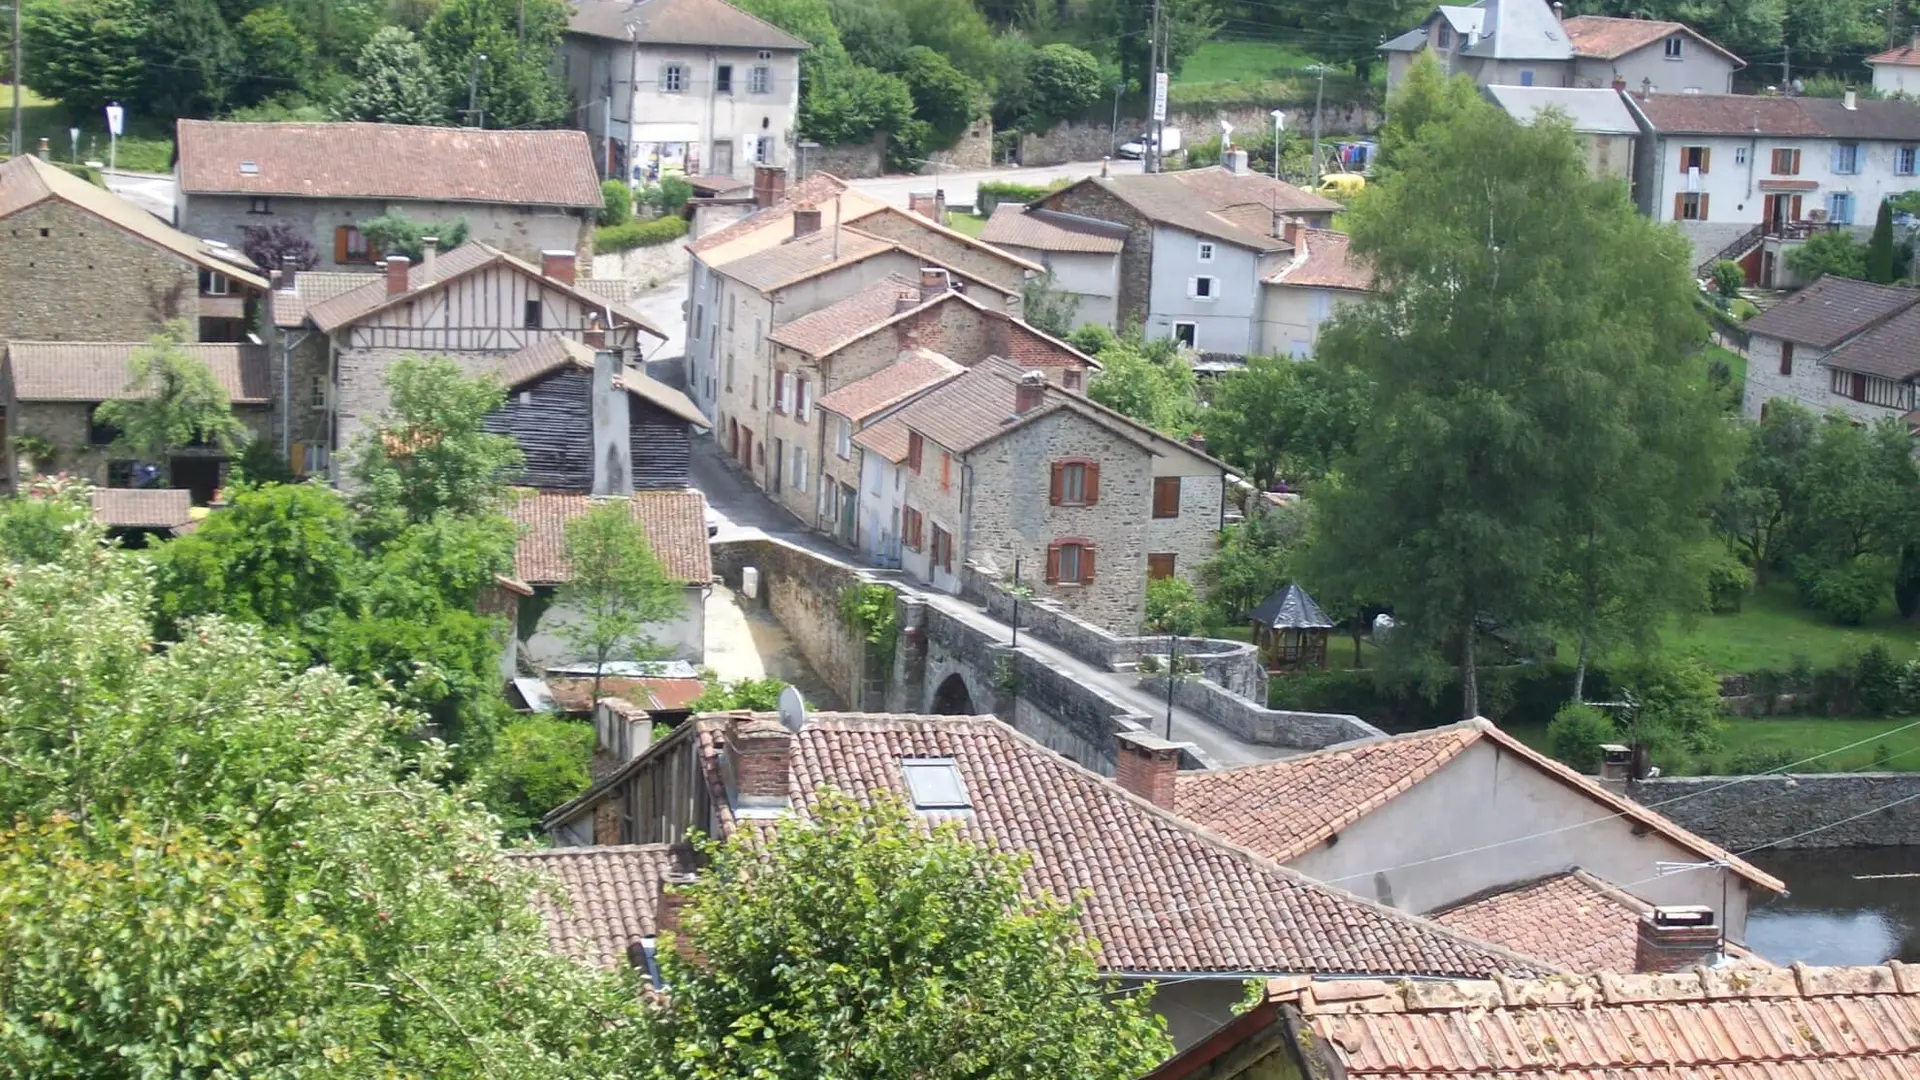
[901,758,970,811]
[239,160,259,175]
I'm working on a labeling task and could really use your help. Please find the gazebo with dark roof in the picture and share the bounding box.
[1250,583,1333,672]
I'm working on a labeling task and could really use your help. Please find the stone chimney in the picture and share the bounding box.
[594,696,653,764]
[919,266,951,302]
[1281,216,1304,249]
[280,254,299,292]
[1225,147,1249,175]
[1613,73,1628,92]
[894,288,922,314]
[793,206,823,238]
[1014,369,1047,414]
[420,236,438,277]
[1553,0,1564,20]
[1635,906,1721,972]
[1114,731,1183,809]
[541,249,577,285]
[656,871,701,962]
[724,715,792,808]
[1844,88,1859,110]
[591,348,632,496]
[385,254,412,297]
[754,163,788,208]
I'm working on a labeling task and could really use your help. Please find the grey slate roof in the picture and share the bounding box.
[1250,583,1333,630]
[1484,85,1639,134]
[1461,0,1572,59]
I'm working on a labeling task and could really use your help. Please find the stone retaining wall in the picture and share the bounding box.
[804,134,886,180]
[590,238,690,291]
[1135,674,1380,750]
[711,537,877,710]
[1016,102,1382,167]
[1633,773,1920,848]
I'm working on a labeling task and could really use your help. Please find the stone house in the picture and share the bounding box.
[1168,719,1784,964]
[501,489,713,671]
[1,340,271,500]
[560,0,806,183]
[1258,223,1374,357]
[1,154,268,344]
[1868,34,1920,97]
[979,203,1128,330]
[1483,84,1640,180]
[1380,0,1742,94]
[267,243,665,480]
[1030,165,1339,354]
[526,711,1549,1048]
[810,348,965,550]
[881,356,1229,633]
[1740,275,1920,422]
[174,122,603,271]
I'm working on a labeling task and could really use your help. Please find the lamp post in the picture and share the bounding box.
[1270,110,1285,181]
[1009,556,1021,651]
[1164,633,1178,739]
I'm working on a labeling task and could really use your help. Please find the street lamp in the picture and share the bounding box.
[1270,110,1285,182]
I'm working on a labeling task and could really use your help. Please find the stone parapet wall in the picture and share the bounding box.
[804,135,886,180]
[1633,773,1920,848]
[1016,103,1381,167]
[1137,674,1381,750]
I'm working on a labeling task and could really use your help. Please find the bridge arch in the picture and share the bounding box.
[931,672,977,714]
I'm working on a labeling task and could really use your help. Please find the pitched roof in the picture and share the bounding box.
[545,676,706,714]
[5,341,271,404]
[1822,301,1920,380]
[1428,869,1655,973]
[843,203,1045,275]
[566,0,807,49]
[1563,14,1744,66]
[1869,40,1920,66]
[1172,719,1785,893]
[0,156,268,289]
[1632,92,1920,140]
[712,227,894,292]
[1249,583,1333,630]
[1742,275,1920,348]
[1459,0,1573,60]
[765,273,928,355]
[175,121,603,207]
[508,490,712,585]
[90,488,195,532]
[1258,964,1920,1080]
[814,348,966,422]
[271,271,372,327]
[303,243,664,339]
[851,415,912,462]
[1075,169,1338,253]
[1266,228,1374,291]
[637,713,1555,977]
[979,204,1128,254]
[686,173,881,258]
[617,368,710,428]
[890,358,1068,454]
[509,845,678,969]
[1484,84,1641,134]
[498,338,708,427]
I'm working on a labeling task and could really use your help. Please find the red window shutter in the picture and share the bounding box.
[908,433,922,473]
[1049,462,1063,505]
[941,453,951,490]
[1678,151,1687,175]
[1699,193,1709,220]
[334,227,350,263]
[1045,543,1060,583]
[1780,342,1794,376]
[1673,193,1683,220]
[1701,147,1711,173]
[1084,463,1100,506]
[1080,545,1096,584]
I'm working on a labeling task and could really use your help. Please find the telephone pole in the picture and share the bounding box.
[466,52,488,128]
[1309,64,1326,185]
[1781,45,1791,93]
[1147,0,1162,173]
[10,0,22,158]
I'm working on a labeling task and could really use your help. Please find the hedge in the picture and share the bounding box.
[594,214,688,254]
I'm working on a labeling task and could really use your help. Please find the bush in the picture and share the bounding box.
[1017,43,1104,132]
[599,179,634,227]
[593,214,689,253]
[361,213,470,262]
[638,176,694,215]
[1799,558,1886,625]
[976,179,1058,210]
[1853,641,1905,715]
[473,715,595,835]
[1702,549,1752,613]
[1547,703,1617,774]
[1711,259,1744,299]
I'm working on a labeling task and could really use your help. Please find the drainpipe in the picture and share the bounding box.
[280,328,309,460]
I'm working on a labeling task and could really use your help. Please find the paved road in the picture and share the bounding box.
[845,158,1142,210]
[104,170,176,224]
[687,433,1285,767]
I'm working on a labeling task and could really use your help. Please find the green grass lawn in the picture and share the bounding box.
[1705,343,1745,388]
[1179,40,1328,83]
[1502,714,1920,773]
[1655,581,1920,673]
[1170,41,1367,109]
[947,213,987,238]
[2,84,176,174]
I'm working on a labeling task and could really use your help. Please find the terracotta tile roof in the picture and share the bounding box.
[175,121,603,207]
[766,274,927,355]
[1429,869,1653,973]
[851,415,911,462]
[271,271,374,327]
[509,845,677,969]
[891,358,1066,454]
[1743,275,1920,348]
[687,173,878,258]
[1633,93,1920,140]
[1821,301,1920,380]
[814,348,965,422]
[545,676,706,714]
[979,204,1127,253]
[714,227,894,292]
[1869,40,1920,65]
[5,341,271,404]
[1173,719,1785,893]
[0,156,269,289]
[90,488,195,532]
[577,277,637,305]
[304,243,664,340]
[1077,169,1338,253]
[676,713,1555,978]
[508,490,712,585]
[843,204,1044,275]
[566,0,807,49]
[1267,228,1373,291]
[1261,964,1920,1079]
[1563,15,1744,65]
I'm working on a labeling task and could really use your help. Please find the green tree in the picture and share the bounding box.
[1303,88,1721,718]
[95,321,249,485]
[149,481,359,633]
[1788,414,1920,623]
[20,0,148,117]
[360,211,471,260]
[1086,0,1219,94]
[894,0,1001,83]
[1372,54,1484,178]
[1086,332,1197,435]
[1786,228,1868,282]
[1144,575,1202,637]
[422,0,568,128]
[1868,198,1898,283]
[644,791,1171,1079]
[473,714,595,834]
[1546,702,1615,773]
[1715,400,1817,584]
[828,0,911,69]
[139,0,244,119]
[599,178,634,227]
[338,25,449,124]
[348,355,524,537]
[1017,43,1104,131]
[0,479,93,565]
[557,500,685,704]
[1206,356,1373,491]
[900,45,983,146]
[1197,499,1309,629]
[1022,271,1080,337]
[233,7,317,106]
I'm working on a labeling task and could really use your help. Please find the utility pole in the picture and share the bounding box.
[1147,0,1162,174]
[517,0,525,42]
[466,52,488,128]
[1782,45,1791,94]
[10,0,22,158]
[1164,633,1178,739]
[1309,64,1326,185]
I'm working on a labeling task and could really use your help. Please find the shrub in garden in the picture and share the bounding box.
[593,215,689,253]
[1547,703,1616,773]
[599,179,634,227]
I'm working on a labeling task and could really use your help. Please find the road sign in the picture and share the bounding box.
[1151,72,1169,122]
[105,103,124,137]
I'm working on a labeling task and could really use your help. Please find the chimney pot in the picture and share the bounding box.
[754,163,788,208]
[1635,906,1721,973]
[1225,147,1249,175]
[385,254,412,297]
[541,249,577,285]
[894,289,921,315]
[1844,88,1858,110]
[725,716,792,805]
[792,206,823,238]
[279,253,299,292]
[1114,730,1183,808]
[919,266,951,302]
[420,235,438,277]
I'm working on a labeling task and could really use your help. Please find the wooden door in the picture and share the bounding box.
[1147,553,1175,579]
[712,140,734,178]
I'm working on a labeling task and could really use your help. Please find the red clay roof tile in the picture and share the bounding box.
[508,490,711,585]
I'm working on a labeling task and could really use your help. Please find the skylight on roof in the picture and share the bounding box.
[901,758,970,811]
[239,161,259,175]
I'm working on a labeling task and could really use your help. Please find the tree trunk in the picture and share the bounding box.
[1460,614,1480,719]
[1572,631,1589,703]
[1351,621,1364,668]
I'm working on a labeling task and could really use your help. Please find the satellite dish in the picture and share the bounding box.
[777,685,808,732]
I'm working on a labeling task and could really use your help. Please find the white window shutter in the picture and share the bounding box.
[1186,276,1198,299]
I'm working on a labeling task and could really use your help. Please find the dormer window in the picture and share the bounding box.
[1664,36,1684,59]
[902,758,970,811]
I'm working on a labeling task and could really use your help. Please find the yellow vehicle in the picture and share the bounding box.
[1315,173,1367,198]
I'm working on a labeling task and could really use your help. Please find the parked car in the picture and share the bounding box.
[1118,127,1183,159]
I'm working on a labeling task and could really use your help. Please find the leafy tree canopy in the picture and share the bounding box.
[95,320,250,484]
[1206,355,1372,492]
[338,24,449,124]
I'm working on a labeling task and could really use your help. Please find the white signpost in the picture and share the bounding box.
[105,103,124,176]
[1151,72,1168,123]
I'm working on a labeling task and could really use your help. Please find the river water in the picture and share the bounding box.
[1744,847,1920,965]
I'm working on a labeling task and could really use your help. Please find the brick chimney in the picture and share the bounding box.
[724,715,792,808]
[656,871,701,962]
[1281,216,1303,249]
[1014,369,1048,414]
[754,164,788,208]
[1613,74,1628,92]
[385,254,411,297]
[793,206,823,238]
[1114,731,1183,808]
[541,249,577,285]
[1635,906,1721,972]
[280,254,299,292]
[420,236,438,277]
[919,266,951,302]
[1225,147,1249,175]
[894,289,922,315]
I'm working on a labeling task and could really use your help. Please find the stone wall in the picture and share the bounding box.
[1017,102,1382,167]
[806,135,886,180]
[1035,183,1153,327]
[1128,636,1263,700]
[1137,674,1380,750]
[710,535,881,710]
[2,200,205,344]
[1632,773,1920,848]
[590,236,691,291]
[927,118,994,172]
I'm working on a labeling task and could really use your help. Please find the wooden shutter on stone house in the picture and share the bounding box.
[1080,544,1095,583]
[334,227,349,264]
[1045,542,1060,582]
[1084,463,1100,505]
[1049,462,1063,505]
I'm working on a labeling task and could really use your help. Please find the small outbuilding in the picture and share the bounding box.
[1249,583,1333,671]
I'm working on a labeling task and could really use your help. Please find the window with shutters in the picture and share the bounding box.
[1047,539,1095,585]
[797,376,811,421]
[335,225,374,263]
[1676,192,1708,221]
[1780,341,1794,376]
[908,431,924,472]
[1147,553,1176,579]
[773,371,788,414]
[940,451,951,490]
[1153,476,1181,518]
[1901,146,1918,176]
[1829,192,1856,225]
[1834,142,1861,175]
[930,524,953,573]
[1771,147,1800,175]
[1680,146,1708,173]
[756,136,776,163]
[1051,459,1098,506]
[792,445,808,493]
[903,506,924,550]
[663,63,686,92]
[835,416,852,458]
